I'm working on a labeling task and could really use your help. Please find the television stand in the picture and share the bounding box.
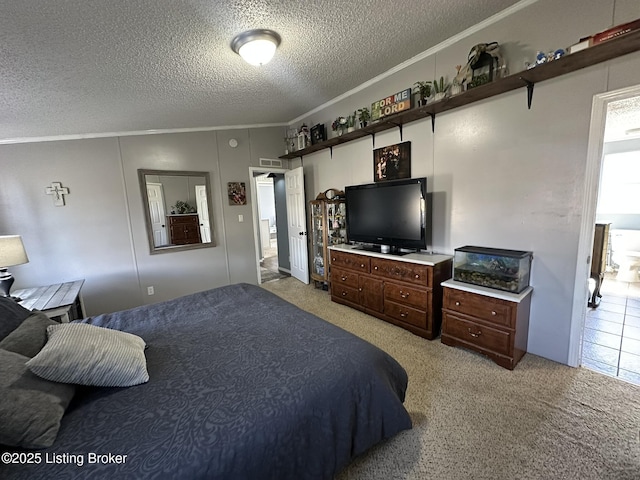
[329,244,452,339]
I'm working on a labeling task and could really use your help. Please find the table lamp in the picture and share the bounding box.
[0,235,29,301]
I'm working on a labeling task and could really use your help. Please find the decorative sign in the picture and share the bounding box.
[45,182,70,206]
[371,88,412,121]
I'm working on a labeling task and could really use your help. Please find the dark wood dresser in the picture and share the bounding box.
[441,280,533,370]
[589,223,610,308]
[167,214,202,245]
[329,245,452,340]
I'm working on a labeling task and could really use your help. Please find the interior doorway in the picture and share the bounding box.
[249,167,291,284]
[570,85,640,386]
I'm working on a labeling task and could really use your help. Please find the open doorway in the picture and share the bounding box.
[571,86,640,385]
[250,168,291,284]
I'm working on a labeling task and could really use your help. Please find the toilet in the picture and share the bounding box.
[610,229,640,282]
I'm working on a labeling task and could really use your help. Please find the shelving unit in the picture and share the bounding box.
[280,29,640,160]
[309,191,347,288]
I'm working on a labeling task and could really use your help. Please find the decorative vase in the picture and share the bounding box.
[450,83,462,96]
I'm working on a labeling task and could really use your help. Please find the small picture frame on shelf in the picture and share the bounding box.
[310,124,326,145]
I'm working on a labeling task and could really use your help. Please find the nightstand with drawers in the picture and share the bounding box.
[441,279,533,370]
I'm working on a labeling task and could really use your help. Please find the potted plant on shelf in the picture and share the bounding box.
[331,116,347,136]
[432,76,450,102]
[347,111,357,133]
[357,107,371,128]
[413,81,432,107]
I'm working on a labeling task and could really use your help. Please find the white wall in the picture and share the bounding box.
[293,0,640,365]
[0,127,286,315]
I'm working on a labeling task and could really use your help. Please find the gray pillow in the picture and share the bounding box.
[0,349,76,449]
[0,311,57,357]
[27,323,149,387]
[0,296,32,340]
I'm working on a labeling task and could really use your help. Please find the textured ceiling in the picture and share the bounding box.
[605,96,640,143]
[0,0,529,143]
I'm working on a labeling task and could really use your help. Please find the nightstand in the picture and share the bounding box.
[441,279,532,370]
[13,280,86,322]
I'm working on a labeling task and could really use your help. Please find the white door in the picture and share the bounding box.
[195,185,211,243]
[147,183,168,247]
[285,167,309,284]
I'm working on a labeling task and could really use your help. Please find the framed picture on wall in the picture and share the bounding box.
[373,141,411,182]
[228,182,246,205]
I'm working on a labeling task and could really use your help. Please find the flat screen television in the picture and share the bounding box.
[345,177,428,252]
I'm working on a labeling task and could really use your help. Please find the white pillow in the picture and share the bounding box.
[27,323,149,387]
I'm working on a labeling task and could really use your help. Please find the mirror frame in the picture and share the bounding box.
[138,169,216,254]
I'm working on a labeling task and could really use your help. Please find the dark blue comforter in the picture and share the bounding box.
[3,283,411,479]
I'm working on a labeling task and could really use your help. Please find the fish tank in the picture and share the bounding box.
[453,246,533,293]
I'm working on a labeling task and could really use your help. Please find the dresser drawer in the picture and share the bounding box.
[384,300,427,329]
[331,267,359,289]
[384,282,428,310]
[442,312,511,356]
[372,258,431,287]
[443,288,513,328]
[168,214,198,225]
[330,251,370,273]
[331,284,360,304]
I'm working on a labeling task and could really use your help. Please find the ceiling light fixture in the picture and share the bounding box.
[231,29,281,66]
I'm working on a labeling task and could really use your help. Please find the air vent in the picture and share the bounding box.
[259,158,283,168]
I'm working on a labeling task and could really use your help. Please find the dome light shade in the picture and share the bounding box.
[231,29,281,66]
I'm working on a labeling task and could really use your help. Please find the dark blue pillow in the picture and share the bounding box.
[0,296,32,340]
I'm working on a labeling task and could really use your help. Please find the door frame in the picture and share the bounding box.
[249,166,289,283]
[568,84,640,367]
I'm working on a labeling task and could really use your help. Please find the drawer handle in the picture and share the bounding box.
[400,291,409,299]
[414,274,420,279]
[341,292,348,297]
[455,301,460,306]
[468,328,482,338]
[400,311,408,318]
[341,276,347,281]
[491,311,497,316]
[360,264,365,268]
[374,266,378,270]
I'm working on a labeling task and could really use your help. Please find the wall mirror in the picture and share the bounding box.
[138,169,215,254]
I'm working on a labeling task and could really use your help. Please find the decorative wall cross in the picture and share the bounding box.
[45,182,70,206]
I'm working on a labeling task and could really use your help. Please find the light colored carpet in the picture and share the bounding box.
[262,277,640,480]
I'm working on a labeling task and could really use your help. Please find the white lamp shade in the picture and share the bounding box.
[231,29,281,66]
[238,39,277,66]
[0,235,29,267]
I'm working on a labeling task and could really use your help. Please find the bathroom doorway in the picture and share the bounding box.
[250,168,291,284]
[573,87,640,384]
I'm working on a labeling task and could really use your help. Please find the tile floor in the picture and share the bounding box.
[582,273,640,385]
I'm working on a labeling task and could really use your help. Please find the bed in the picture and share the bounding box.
[1,283,411,479]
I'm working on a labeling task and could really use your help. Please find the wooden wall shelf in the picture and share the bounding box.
[280,29,640,160]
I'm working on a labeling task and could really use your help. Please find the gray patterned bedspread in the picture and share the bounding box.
[4,283,411,479]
